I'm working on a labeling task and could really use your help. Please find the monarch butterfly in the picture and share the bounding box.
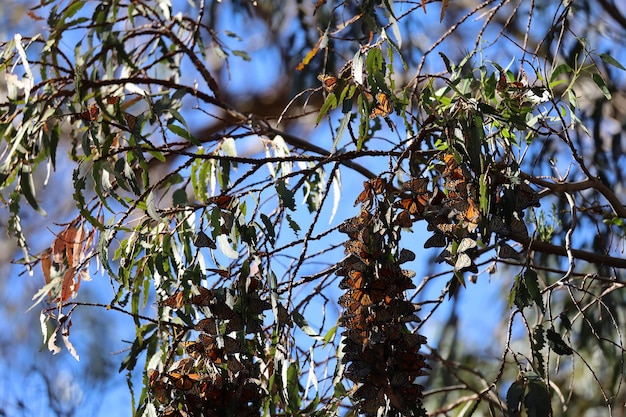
[148,369,171,403]
[340,312,367,332]
[355,177,388,205]
[402,177,430,194]
[194,230,217,249]
[463,198,481,223]
[345,360,373,381]
[400,333,428,350]
[369,92,392,118]
[443,179,467,198]
[123,112,137,130]
[424,232,447,248]
[448,199,476,224]
[455,252,476,272]
[434,220,456,234]
[510,217,529,238]
[344,240,373,264]
[70,103,99,123]
[339,209,371,237]
[497,70,509,92]
[208,194,235,209]
[457,237,477,253]
[209,302,236,320]
[317,74,338,92]
[497,70,527,92]
[180,340,206,359]
[394,209,413,227]
[398,383,425,400]
[401,268,417,279]
[339,269,365,290]
[167,371,202,391]
[380,300,416,322]
[161,291,185,309]
[498,242,521,260]
[151,380,171,404]
[338,291,359,307]
[398,248,416,264]
[339,255,369,273]
[395,349,430,376]
[514,182,540,210]
[352,278,389,306]
[489,215,511,236]
[243,297,272,314]
[239,382,264,402]
[194,317,217,334]
[189,286,214,306]
[395,195,429,217]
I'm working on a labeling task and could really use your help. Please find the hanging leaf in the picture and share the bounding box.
[286,213,301,236]
[440,0,450,22]
[19,167,46,215]
[599,53,625,71]
[506,380,525,417]
[276,179,296,211]
[592,73,611,100]
[524,373,553,417]
[524,268,543,311]
[546,328,573,355]
[216,234,239,259]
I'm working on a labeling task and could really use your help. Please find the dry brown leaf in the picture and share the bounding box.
[440,0,450,22]
[41,248,52,285]
[60,268,77,303]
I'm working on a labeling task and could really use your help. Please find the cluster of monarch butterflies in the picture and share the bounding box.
[148,276,270,417]
[64,96,138,131]
[398,152,540,274]
[318,73,393,119]
[337,178,429,416]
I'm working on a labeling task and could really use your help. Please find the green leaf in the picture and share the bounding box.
[549,63,572,83]
[524,268,543,311]
[316,93,338,124]
[286,361,302,411]
[172,188,187,206]
[276,179,296,211]
[286,213,301,236]
[332,111,351,153]
[292,311,322,341]
[323,324,337,345]
[532,324,546,378]
[145,190,161,221]
[168,109,200,145]
[510,273,531,309]
[260,213,276,246]
[167,123,199,145]
[600,53,625,71]
[232,50,251,61]
[524,377,552,417]
[506,380,525,417]
[439,52,453,73]
[365,47,383,73]
[19,167,46,215]
[591,73,611,100]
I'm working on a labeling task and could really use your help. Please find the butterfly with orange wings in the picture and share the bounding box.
[318,74,339,92]
[369,92,392,119]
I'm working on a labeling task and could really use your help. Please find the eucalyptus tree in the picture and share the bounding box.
[1,1,625,416]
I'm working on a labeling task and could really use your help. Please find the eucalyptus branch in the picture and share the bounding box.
[525,174,626,218]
